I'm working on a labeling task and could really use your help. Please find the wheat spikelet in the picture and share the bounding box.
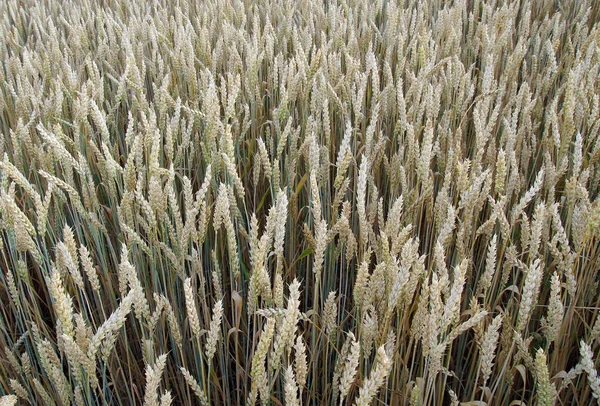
[441,259,468,332]
[339,333,361,404]
[547,272,564,343]
[62,333,98,389]
[251,318,276,405]
[353,346,392,406]
[480,314,502,386]
[213,183,239,279]
[9,379,27,400]
[271,279,301,371]
[143,354,168,406]
[323,291,338,338]
[119,244,150,323]
[32,378,55,406]
[284,365,301,406]
[5,268,20,310]
[184,277,201,337]
[57,241,84,290]
[88,291,134,361]
[79,244,100,293]
[517,259,543,333]
[205,299,223,367]
[534,349,557,406]
[48,267,74,340]
[20,352,30,375]
[274,189,288,275]
[478,234,497,295]
[294,335,308,389]
[273,273,284,309]
[580,341,600,400]
[0,395,18,406]
[357,158,370,249]
[354,262,370,309]
[180,368,209,405]
[36,338,73,405]
[159,391,172,406]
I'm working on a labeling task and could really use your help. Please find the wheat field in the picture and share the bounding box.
[0,0,599,405]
